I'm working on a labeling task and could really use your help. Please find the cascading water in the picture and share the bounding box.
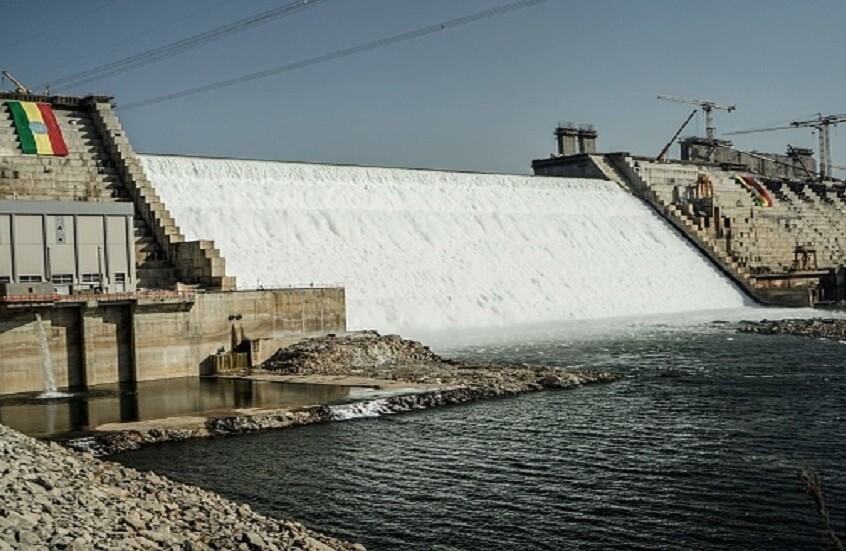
[142,155,752,338]
[34,314,70,399]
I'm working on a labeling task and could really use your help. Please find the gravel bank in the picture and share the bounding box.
[0,423,361,550]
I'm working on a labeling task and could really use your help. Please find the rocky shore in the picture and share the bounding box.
[65,331,616,456]
[738,318,846,340]
[0,423,361,550]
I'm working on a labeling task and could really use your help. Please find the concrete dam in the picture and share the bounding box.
[143,155,750,337]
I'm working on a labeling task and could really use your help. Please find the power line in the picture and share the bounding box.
[40,0,329,91]
[32,0,234,87]
[0,0,126,54]
[122,0,549,111]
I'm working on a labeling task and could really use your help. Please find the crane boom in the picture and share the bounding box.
[725,113,846,181]
[656,109,697,162]
[657,94,736,140]
[1,71,30,94]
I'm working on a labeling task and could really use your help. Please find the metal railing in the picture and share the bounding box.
[0,289,196,305]
[229,283,346,292]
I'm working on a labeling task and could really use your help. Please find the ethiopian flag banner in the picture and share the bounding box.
[7,101,68,156]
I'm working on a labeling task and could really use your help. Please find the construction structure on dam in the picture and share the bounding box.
[533,106,846,307]
[0,90,344,396]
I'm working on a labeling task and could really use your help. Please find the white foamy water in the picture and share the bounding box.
[142,155,751,336]
[329,399,395,421]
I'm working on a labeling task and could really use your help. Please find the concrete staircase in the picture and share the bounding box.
[589,154,633,194]
[600,153,845,305]
[89,102,235,291]
[599,154,807,304]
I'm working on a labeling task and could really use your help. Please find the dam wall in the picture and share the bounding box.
[0,287,345,395]
[142,155,750,338]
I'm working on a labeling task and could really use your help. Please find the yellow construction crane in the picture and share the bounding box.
[1,71,30,94]
[657,94,736,141]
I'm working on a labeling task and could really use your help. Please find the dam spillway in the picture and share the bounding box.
[142,155,750,336]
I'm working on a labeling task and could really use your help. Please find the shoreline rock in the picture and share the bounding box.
[66,370,614,457]
[0,423,362,550]
[738,318,846,340]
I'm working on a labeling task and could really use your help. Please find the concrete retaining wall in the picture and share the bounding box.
[0,287,345,395]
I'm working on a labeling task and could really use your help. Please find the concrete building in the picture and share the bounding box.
[0,92,345,395]
[0,200,135,295]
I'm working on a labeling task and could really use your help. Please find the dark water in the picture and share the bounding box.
[116,324,846,550]
[0,378,353,438]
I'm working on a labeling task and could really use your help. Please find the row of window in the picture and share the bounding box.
[0,273,127,284]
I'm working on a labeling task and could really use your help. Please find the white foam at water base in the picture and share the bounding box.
[329,399,394,421]
[143,155,751,337]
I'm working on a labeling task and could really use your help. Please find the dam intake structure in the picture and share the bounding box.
[143,154,750,337]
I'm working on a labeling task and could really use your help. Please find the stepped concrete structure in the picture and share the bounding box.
[534,127,845,307]
[0,93,345,395]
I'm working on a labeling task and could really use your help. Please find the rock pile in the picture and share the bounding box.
[259,331,615,391]
[0,423,361,550]
[262,331,452,375]
[738,318,846,340]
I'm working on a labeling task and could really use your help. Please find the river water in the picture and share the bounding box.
[115,321,846,550]
[0,378,355,439]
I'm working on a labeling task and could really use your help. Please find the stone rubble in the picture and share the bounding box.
[738,318,846,340]
[259,330,615,390]
[0,423,362,550]
[261,330,453,376]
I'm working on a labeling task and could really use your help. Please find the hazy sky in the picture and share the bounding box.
[2,0,844,174]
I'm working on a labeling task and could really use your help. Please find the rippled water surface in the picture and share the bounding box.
[116,323,846,550]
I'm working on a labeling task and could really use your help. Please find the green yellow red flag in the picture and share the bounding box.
[7,101,68,156]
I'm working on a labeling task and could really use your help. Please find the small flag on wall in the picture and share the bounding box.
[7,101,68,156]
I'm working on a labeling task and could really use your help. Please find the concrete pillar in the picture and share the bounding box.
[554,124,578,156]
[578,126,598,154]
[81,305,134,387]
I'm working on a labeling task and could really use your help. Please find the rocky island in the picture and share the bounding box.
[56,331,615,456]
[64,331,615,456]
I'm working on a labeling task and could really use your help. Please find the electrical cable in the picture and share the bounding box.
[121,0,549,111]
[40,0,329,91]
[0,0,126,54]
[31,0,234,88]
